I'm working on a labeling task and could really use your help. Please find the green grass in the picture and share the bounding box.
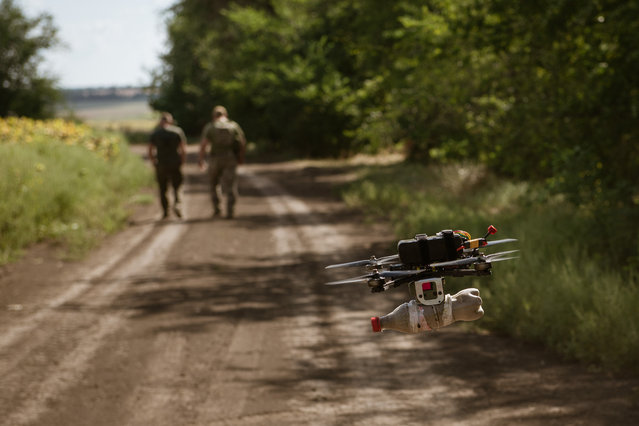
[0,121,153,263]
[342,162,639,373]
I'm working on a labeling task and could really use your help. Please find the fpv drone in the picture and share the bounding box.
[325,225,517,307]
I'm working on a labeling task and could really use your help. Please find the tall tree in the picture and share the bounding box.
[152,0,638,201]
[150,0,275,133]
[0,0,60,118]
[478,0,639,205]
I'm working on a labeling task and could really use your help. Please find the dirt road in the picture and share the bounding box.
[1,148,638,425]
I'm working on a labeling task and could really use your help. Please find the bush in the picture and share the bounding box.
[342,161,639,373]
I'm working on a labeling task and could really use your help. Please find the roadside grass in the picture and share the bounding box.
[341,162,639,373]
[0,118,153,264]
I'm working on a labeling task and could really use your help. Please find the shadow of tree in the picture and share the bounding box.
[60,159,639,425]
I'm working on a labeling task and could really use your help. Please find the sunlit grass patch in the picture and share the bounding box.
[0,117,153,263]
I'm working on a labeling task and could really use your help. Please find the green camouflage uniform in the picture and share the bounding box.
[150,124,186,216]
[201,119,246,216]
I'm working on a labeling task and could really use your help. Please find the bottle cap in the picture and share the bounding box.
[371,316,381,332]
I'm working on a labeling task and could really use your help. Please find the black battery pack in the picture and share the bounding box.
[397,230,462,266]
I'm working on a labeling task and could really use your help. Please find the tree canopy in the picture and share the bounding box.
[0,0,60,118]
[152,0,638,208]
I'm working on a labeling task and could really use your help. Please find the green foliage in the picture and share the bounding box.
[343,163,639,373]
[0,0,60,118]
[485,213,639,372]
[153,0,639,267]
[476,0,639,208]
[0,122,152,263]
[152,0,638,211]
[152,0,412,156]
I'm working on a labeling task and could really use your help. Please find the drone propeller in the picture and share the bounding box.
[484,250,519,262]
[325,254,399,270]
[325,269,417,286]
[430,256,481,268]
[487,256,518,263]
[325,273,379,285]
[484,238,518,248]
[430,249,519,269]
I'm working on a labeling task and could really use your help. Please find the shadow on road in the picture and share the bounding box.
[56,158,639,425]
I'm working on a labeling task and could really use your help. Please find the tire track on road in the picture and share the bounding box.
[241,168,441,425]
[0,203,190,426]
[0,224,154,354]
[238,170,382,424]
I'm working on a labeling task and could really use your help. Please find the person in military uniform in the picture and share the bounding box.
[198,105,246,218]
[148,112,187,219]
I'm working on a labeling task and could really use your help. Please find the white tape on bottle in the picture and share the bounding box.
[441,294,454,327]
[417,304,431,331]
[408,300,419,333]
[407,300,432,332]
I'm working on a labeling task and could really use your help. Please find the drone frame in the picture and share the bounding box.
[325,226,518,295]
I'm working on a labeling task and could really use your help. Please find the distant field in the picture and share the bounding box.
[60,98,158,132]
[65,98,153,120]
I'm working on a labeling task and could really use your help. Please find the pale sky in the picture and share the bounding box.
[18,0,176,88]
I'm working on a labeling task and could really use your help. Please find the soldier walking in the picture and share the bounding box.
[148,112,187,219]
[198,105,246,218]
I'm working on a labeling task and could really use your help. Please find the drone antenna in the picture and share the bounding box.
[483,225,497,239]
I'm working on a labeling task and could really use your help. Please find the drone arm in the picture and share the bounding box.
[378,268,490,293]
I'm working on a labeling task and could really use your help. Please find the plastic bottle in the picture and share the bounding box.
[371,288,484,333]
[371,300,430,333]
